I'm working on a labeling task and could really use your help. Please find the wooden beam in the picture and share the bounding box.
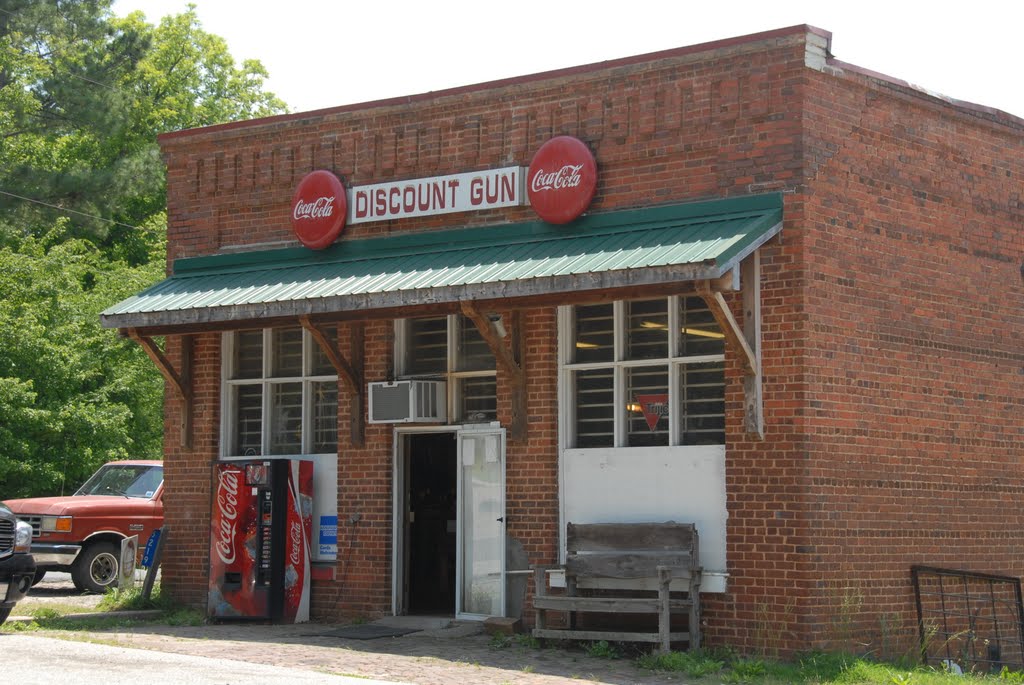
[126,329,193,449]
[741,253,765,439]
[460,301,527,440]
[694,282,757,376]
[299,315,364,448]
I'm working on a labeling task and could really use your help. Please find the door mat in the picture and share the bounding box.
[320,624,421,640]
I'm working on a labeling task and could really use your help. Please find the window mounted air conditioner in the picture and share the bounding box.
[368,380,447,423]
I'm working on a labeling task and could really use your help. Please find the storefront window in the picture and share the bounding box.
[224,327,338,456]
[398,315,497,422]
[562,297,726,448]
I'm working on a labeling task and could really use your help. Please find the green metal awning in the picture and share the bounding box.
[101,193,783,331]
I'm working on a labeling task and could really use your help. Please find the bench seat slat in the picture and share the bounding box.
[566,552,695,580]
[533,628,691,644]
[534,596,694,613]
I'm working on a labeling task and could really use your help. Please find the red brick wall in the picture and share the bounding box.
[158,27,812,634]
[155,26,1022,654]
[788,68,1023,656]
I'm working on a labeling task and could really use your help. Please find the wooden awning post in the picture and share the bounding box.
[696,251,765,439]
[299,315,365,448]
[460,301,527,440]
[125,329,193,449]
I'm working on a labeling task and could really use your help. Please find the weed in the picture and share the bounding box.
[638,649,725,677]
[584,640,621,659]
[887,672,914,685]
[516,633,541,649]
[521,665,535,673]
[489,633,513,649]
[998,666,1024,682]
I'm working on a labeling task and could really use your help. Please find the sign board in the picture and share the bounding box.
[141,528,162,568]
[318,515,338,557]
[291,170,348,250]
[119,535,138,589]
[349,167,524,224]
[526,135,597,224]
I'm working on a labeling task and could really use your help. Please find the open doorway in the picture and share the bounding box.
[403,432,457,615]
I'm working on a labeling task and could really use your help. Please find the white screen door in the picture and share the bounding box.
[456,426,506,618]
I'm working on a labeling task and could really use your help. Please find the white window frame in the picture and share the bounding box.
[394,315,497,423]
[558,296,726,449]
[220,328,339,457]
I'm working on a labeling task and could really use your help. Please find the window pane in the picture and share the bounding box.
[311,326,339,376]
[271,328,303,377]
[456,316,495,372]
[574,368,613,448]
[626,366,669,447]
[679,296,725,356]
[269,382,302,454]
[233,331,263,380]
[311,381,338,453]
[574,304,613,364]
[460,376,497,422]
[232,384,262,456]
[406,317,447,375]
[678,361,725,445]
[626,299,668,361]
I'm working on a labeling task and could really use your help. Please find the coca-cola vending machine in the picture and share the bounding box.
[208,459,313,623]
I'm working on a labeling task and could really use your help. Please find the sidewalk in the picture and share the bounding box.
[37,616,692,685]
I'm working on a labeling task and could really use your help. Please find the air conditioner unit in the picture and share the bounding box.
[368,380,447,423]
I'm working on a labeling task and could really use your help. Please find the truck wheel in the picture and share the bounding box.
[31,570,46,586]
[0,607,10,626]
[72,542,119,594]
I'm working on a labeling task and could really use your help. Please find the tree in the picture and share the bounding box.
[0,228,165,496]
[0,0,286,252]
[0,1,287,495]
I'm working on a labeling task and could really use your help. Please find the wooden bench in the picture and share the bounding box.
[532,522,701,653]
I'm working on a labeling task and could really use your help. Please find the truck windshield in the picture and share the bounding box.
[75,464,164,498]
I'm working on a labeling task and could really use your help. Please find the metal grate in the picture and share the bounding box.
[912,565,1024,674]
[17,515,41,538]
[0,518,14,555]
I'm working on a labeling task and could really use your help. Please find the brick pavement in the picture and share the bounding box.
[58,620,694,685]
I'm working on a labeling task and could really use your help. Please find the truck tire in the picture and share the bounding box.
[0,606,10,626]
[71,542,119,594]
[31,570,46,586]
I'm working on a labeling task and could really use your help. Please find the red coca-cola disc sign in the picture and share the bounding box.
[527,136,597,224]
[291,170,347,249]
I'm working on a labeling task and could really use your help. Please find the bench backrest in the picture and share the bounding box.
[565,522,699,580]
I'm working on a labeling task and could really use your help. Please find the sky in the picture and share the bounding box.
[110,1,1024,120]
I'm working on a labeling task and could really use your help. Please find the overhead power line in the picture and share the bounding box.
[0,188,159,233]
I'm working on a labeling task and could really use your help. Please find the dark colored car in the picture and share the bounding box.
[0,501,35,625]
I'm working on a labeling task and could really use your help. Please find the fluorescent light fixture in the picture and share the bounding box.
[682,327,725,339]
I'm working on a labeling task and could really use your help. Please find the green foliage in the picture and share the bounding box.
[638,649,726,677]
[0,1,286,498]
[0,235,164,495]
[584,640,622,659]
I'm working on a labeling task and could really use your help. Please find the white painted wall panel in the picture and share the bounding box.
[562,445,727,592]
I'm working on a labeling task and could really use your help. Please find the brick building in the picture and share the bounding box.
[102,25,1024,655]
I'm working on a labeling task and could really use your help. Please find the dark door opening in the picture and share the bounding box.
[406,432,457,615]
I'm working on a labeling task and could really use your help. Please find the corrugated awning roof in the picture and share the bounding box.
[101,193,783,331]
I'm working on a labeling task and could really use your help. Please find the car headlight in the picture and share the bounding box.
[15,520,32,553]
[41,515,72,533]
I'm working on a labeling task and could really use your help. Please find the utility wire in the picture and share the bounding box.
[0,188,160,233]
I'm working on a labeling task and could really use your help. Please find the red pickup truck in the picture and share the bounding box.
[4,460,163,593]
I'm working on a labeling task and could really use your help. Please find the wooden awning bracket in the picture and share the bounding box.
[460,301,527,440]
[696,252,765,439]
[300,315,364,448]
[126,328,193,449]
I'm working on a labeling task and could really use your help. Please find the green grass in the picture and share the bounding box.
[1,583,204,633]
[636,648,1024,684]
